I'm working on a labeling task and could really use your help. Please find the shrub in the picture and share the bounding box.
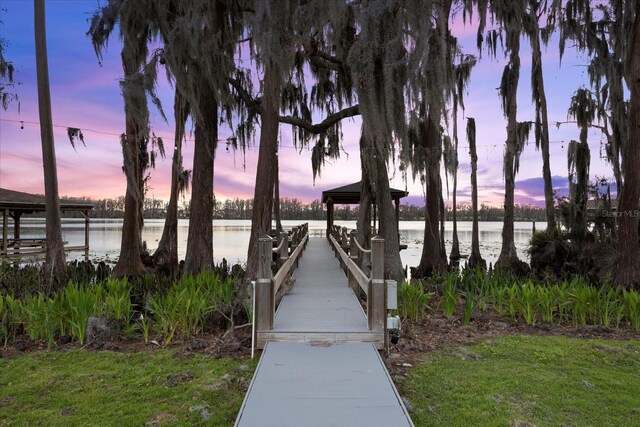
[462,291,474,325]
[0,295,8,346]
[151,275,215,344]
[443,274,457,317]
[23,294,65,349]
[518,281,538,325]
[105,278,133,331]
[398,281,432,322]
[623,290,640,331]
[63,282,104,345]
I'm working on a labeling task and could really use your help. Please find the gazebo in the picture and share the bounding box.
[321,181,409,237]
[0,188,94,260]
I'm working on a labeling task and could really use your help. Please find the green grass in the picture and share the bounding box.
[0,350,255,426]
[401,336,640,427]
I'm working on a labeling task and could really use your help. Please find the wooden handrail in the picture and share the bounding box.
[329,231,386,340]
[254,223,309,336]
[274,232,308,293]
[329,234,369,295]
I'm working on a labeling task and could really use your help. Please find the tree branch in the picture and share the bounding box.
[305,43,344,72]
[230,77,360,134]
[280,105,360,134]
[229,77,262,111]
[309,55,342,71]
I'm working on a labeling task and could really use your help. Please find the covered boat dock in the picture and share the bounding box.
[0,188,94,260]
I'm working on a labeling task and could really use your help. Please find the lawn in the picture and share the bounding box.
[0,349,255,426]
[400,336,640,427]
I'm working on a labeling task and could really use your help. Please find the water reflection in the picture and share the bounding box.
[8,218,542,268]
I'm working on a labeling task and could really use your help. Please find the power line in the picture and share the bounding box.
[0,118,306,150]
[0,117,584,153]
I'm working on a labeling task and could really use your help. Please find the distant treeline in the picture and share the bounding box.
[53,196,547,222]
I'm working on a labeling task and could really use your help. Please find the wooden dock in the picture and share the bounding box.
[256,237,382,348]
[236,237,413,426]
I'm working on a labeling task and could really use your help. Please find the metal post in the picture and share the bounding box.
[255,236,274,331]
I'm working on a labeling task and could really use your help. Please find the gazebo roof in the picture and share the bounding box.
[0,188,94,213]
[321,181,409,205]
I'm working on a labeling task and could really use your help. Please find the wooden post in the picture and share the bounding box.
[10,211,21,240]
[9,211,21,255]
[372,202,377,234]
[290,226,299,269]
[348,230,359,294]
[255,236,274,331]
[395,198,400,227]
[326,199,334,238]
[2,209,8,256]
[277,231,288,270]
[339,227,348,271]
[368,236,386,337]
[83,210,90,260]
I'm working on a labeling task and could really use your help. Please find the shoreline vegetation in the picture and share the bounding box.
[12,195,550,222]
[1,262,639,425]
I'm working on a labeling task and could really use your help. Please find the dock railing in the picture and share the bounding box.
[328,226,386,337]
[254,223,309,338]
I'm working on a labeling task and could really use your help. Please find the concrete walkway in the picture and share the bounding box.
[235,238,413,426]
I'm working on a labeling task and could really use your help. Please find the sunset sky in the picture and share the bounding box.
[0,1,619,207]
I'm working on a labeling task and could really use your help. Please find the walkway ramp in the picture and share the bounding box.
[235,341,412,426]
[236,238,413,426]
[256,238,382,348]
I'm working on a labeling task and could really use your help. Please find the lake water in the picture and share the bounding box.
[9,218,542,269]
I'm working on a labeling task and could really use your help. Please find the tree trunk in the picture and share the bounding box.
[114,43,147,278]
[359,129,404,283]
[615,11,640,288]
[570,138,590,245]
[183,83,216,275]
[273,150,283,233]
[467,118,486,269]
[414,113,447,278]
[450,165,460,260]
[34,0,66,291]
[439,177,446,261]
[180,0,234,276]
[246,62,281,280]
[153,90,188,275]
[450,104,461,261]
[530,25,556,232]
[357,158,373,271]
[496,28,524,272]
